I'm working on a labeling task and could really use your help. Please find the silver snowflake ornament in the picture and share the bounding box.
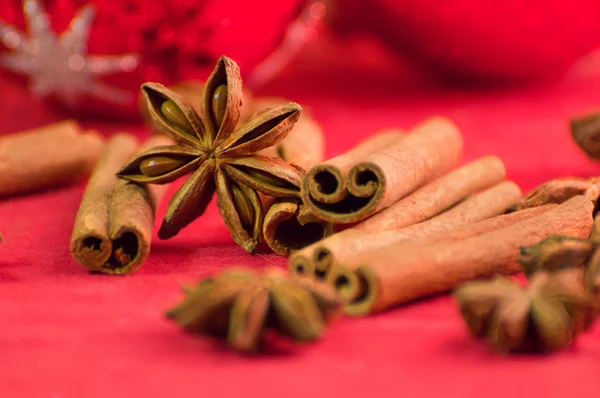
[0,0,140,108]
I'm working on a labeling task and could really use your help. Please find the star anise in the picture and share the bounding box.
[117,56,304,253]
[166,267,342,353]
[518,235,596,277]
[585,250,600,310]
[455,270,595,353]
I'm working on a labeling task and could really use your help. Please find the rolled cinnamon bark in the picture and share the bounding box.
[289,180,522,279]
[0,120,104,196]
[255,97,333,255]
[263,200,335,256]
[302,117,463,224]
[70,134,173,275]
[327,195,594,316]
[354,156,507,232]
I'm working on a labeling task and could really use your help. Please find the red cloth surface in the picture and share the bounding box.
[2,33,600,397]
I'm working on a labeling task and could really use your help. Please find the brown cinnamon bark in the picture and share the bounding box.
[70,134,173,274]
[0,120,104,196]
[326,196,594,316]
[302,117,463,224]
[354,156,507,232]
[289,180,522,279]
[256,98,333,255]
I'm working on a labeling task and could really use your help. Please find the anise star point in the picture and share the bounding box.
[117,56,304,253]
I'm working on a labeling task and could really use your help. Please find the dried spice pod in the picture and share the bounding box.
[325,196,594,316]
[0,120,104,197]
[570,111,600,160]
[70,134,173,275]
[519,235,596,277]
[166,267,343,353]
[455,269,595,353]
[289,180,522,279]
[255,97,325,172]
[301,117,463,224]
[140,80,255,130]
[117,56,304,254]
[585,250,600,309]
[508,177,600,212]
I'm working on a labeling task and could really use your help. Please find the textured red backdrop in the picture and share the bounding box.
[1,30,600,397]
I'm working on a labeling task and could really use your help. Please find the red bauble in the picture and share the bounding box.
[332,0,600,83]
[0,0,306,117]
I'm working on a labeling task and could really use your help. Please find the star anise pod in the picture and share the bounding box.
[585,250,600,310]
[507,177,600,212]
[455,270,595,353]
[518,235,596,277]
[166,267,343,353]
[117,56,304,253]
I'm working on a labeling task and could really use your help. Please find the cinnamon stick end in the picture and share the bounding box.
[264,201,333,256]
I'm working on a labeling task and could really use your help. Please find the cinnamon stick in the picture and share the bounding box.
[326,196,594,316]
[255,97,333,255]
[289,180,522,279]
[0,120,104,196]
[70,134,173,274]
[301,117,463,224]
[354,156,507,232]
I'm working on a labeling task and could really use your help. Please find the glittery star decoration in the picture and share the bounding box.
[0,0,140,108]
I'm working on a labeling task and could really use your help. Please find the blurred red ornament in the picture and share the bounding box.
[0,0,312,118]
[331,0,600,83]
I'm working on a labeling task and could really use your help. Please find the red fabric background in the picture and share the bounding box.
[2,32,600,397]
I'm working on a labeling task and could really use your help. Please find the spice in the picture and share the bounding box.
[570,111,600,160]
[0,120,104,197]
[289,180,522,280]
[166,267,342,353]
[354,156,507,232]
[140,80,255,130]
[255,97,333,255]
[321,206,556,300]
[585,250,600,308]
[325,196,594,316]
[455,269,595,353]
[508,177,600,212]
[70,134,172,274]
[255,97,325,172]
[263,200,334,256]
[301,117,463,224]
[519,235,595,277]
[117,56,304,254]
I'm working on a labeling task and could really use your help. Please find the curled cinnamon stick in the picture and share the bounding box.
[301,117,463,224]
[354,156,507,232]
[70,134,172,274]
[289,180,522,279]
[255,97,333,255]
[0,121,104,196]
[327,196,594,316]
